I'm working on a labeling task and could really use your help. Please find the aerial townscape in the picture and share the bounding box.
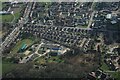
[0,0,120,79]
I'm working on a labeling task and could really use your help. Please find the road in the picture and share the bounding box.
[87,1,96,29]
[20,42,48,63]
[20,49,50,63]
[33,50,50,62]
[87,11,95,28]
[19,53,34,63]
[1,1,119,53]
[35,42,44,54]
[1,1,34,52]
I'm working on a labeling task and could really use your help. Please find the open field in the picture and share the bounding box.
[108,71,120,80]
[35,56,64,64]
[100,55,110,71]
[2,38,34,74]
[47,56,64,63]
[2,61,18,74]
[2,4,6,9]
[1,3,23,23]
[76,25,88,28]
[0,60,2,76]
[100,54,120,80]
[0,14,14,22]
[10,6,23,22]
[11,39,34,54]
[74,16,82,19]
[0,12,21,23]
[0,11,21,23]
[0,31,2,37]
[14,12,20,22]
[100,61,110,71]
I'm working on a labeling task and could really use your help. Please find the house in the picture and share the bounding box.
[106,14,112,19]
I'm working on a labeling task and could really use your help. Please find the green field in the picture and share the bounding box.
[99,54,120,79]
[36,57,46,64]
[2,38,34,74]
[0,11,21,23]
[14,12,21,22]
[0,3,2,10]
[76,25,88,28]
[48,56,64,63]
[0,60,2,76]
[11,39,34,54]
[75,16,82,19]
[2,61,18,74]
[0,3,14,22]
[0,14,14,22]
[0,2,21,23]
[35,56,64,64]
[1,3,7,10]
[100,55,110,71]
[108,71,120,80]
[100,62,110,71]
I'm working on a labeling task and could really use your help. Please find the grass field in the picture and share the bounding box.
[36,57,46,64]
[100,54,120,79]
[100,62,110,71]
[0,11,21,23]
[100,55,110,71]
[36,56,64,64]
[1,3,21,23]
[11,39,34,54]
[108,71,120,80]
[0,31,3,37]
[0,14,14,22]
[14,12,20,22]
[76,25,88,28]
[2,61,17,74]
[1,3,7,10]
[75,16,82,19]
[2,38,34,74]
[0,3,14,22]
[48,56,64,63]
[0,60,2,76]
